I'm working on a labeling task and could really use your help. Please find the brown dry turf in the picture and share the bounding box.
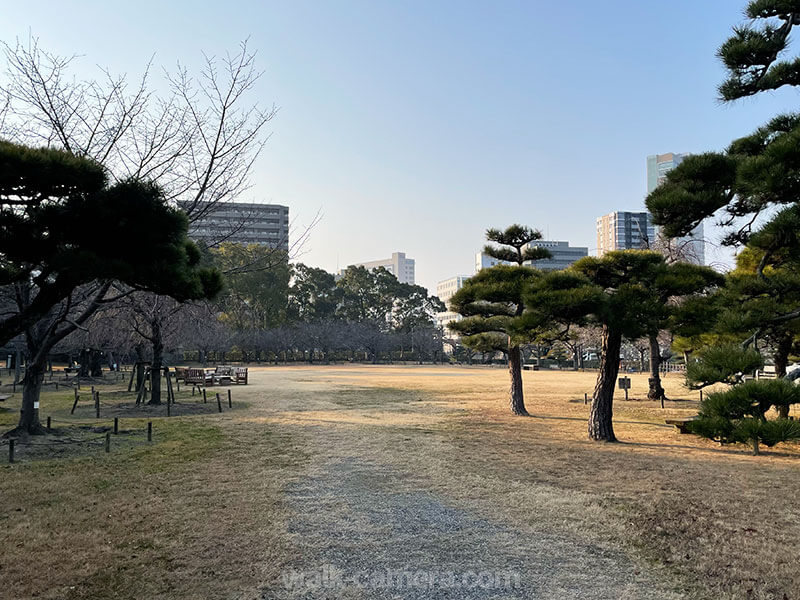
[0,365,798,599]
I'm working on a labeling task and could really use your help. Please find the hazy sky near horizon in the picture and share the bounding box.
[2,1,799,292]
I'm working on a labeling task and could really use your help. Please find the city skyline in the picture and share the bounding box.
[0,1,790,292]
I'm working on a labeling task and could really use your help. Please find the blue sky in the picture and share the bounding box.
[2,1,798,292]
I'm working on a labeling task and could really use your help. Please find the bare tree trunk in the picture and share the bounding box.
[508,342,528,416]
[589,325,621,442]
[775,333,792,419]
[647,333,667,402]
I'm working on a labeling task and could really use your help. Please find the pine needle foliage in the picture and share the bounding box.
[449,224,553,415]
[686,344,765,388]
[689,379,800,453]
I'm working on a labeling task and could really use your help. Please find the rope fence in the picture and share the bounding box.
[2,418,155,463]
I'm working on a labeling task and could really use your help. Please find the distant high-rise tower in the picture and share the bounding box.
[646,153,705,265]
[596,212,655,256]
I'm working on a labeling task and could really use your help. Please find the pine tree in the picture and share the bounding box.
[449,225,552,415]
[525,251,721,441]
[0,140,221,435]
[647,2,800,266]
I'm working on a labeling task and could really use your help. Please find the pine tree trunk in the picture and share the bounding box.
[14,348,22,384]
[508,342,528,416]
[148,320,164,405]
[589,325,621,442]
[647,333,667,401]
[775,333,792,419]
[17,357,46,435]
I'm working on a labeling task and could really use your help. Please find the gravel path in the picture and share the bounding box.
[263,454,684,599]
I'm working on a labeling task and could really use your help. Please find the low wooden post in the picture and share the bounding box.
[584,392,588,405]
[203,389,207,404]
[660,396,665,409]
[94,391,100,418]
[105,432,111,453]
[227,389,232,408]
[216,393,222,413]
[55,382,59,391]
[147,421,152,442]
[113,417,119,434]
[71,388,79,414]
[46,416,51,432]
[700,389,703,402]
[8,439,14,463]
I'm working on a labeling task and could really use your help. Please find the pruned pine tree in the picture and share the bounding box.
[449,267,541,415]
[0,141,221,435]
[449,225,552,416]
[525,251,722,442]
[690,380,800,455]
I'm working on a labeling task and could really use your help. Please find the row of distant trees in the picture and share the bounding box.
[50,254,448,370]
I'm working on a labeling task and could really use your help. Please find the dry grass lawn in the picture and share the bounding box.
[1,365,798,599]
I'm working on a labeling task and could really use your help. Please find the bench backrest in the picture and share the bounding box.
[185,368,206,383]
[234,367,248,384]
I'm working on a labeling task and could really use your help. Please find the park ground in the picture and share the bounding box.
[1,365,799,599]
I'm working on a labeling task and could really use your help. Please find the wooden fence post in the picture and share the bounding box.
[113,417,119,434]
[8,439,14,463]
[227,389,232,408]
[147,421,152,442]
[216,393,222,413]
[71,388,79,414]
[46,416,51,432]
[95,391,100,418]
[105,432,111,453]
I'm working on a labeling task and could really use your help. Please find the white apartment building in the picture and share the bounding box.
[341,252,416,284]
[435,275,469,333]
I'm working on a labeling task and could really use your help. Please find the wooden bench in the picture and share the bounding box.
[665,418,696,434]
[185,368,212,391]
[213,366,233,385]
[233,367,248,385]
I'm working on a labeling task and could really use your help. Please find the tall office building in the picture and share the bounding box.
[646,153,687,193]
[181,201,290,250]
[596,212,655,256]
[646,153,705,264]
[435,275,469,332]
[341,252,416,284]
[474,240,588,273]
